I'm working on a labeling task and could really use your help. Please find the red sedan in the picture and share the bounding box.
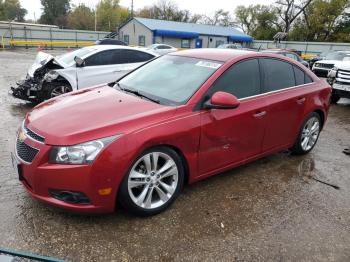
[13,49,331,216]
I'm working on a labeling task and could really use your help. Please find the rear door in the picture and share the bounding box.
[199,59,268,175]
[260,58,313,152]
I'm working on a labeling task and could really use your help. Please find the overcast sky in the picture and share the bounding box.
[20,0,273,21]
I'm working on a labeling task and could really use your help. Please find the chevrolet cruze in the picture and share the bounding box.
[12,49,331,216]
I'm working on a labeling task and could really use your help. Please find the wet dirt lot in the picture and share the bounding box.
[0,49,349,262]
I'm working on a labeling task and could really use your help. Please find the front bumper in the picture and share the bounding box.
[13,135,120,214]
[332,86,350,99]
[10,78,41,102]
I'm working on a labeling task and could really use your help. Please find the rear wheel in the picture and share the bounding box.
[330,93,340,104]
[291,112,321,155]
[118,147,184,216]
[43,81,72,100]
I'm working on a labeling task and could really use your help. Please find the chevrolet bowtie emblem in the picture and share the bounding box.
[18,130,27,142]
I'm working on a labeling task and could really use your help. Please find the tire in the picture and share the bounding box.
[43,81,72,100]
[118,146,185,216]
[290,112,321,155]
[330,93,340,104]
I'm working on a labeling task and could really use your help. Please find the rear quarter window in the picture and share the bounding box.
[294,65,313,85]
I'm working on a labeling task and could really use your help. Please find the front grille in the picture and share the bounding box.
[16,139,39,163]
[315,63,334,69]
[24,125,45,143]
[337,69,350,82]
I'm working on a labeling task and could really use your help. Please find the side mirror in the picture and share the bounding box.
[204,91,240,110]
[74,56,85,67]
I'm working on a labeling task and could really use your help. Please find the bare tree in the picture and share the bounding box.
[275,0,313,32]
[201,9,234,26]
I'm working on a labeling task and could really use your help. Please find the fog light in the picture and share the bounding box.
[49,189,91,205]
[98,187,112,196]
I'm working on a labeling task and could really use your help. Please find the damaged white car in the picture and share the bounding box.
[10,45,157,102]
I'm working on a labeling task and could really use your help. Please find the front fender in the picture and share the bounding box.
[55,69,77,90]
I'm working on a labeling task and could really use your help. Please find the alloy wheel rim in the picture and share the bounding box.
[128,152,179,209]
[301,116,320,151]
[50,86,71,97]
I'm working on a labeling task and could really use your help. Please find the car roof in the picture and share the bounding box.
[83,44,158,56]
[170,48,256,62]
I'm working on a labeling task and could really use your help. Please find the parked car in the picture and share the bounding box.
[217,44,242,49]
[95,39,127,46]
[312,51,350,77]
[261,49,309,68]
[10,45,157,102]
[146,44,177,55]
[327,61,350,103]
[307,51,333,69]
[12,49,331,216]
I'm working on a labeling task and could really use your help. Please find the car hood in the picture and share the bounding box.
[27,52,67,77]
[314,60,339,65]
[334,61,350,70]
[26,86,176,145]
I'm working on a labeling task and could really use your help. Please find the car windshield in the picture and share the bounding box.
[56,47,96,65]
[117,55,223,105]
[325,52,350,61]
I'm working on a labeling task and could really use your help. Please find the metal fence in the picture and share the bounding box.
[252,40,350,54]
[0,21,110,48]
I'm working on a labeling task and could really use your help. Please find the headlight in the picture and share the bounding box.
[49,135,122,164]
[44,71,59,82]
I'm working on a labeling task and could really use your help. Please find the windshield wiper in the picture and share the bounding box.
[116,83,160,104]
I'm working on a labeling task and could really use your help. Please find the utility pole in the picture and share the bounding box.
[94,9,97,31]
[131,0,134,17]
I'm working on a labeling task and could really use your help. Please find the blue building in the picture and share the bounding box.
[118,17,253,48]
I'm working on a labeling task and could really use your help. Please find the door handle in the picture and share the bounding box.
[297,97,306,104]
[113,70,122,73]
[253,111,266,118]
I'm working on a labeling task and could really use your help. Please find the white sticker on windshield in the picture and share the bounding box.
[195,61,222,69]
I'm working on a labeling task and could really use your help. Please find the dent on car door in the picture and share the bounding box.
[260,58,311,152]
[198,59,268,176]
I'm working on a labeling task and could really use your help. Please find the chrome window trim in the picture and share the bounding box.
[239,82,314,102]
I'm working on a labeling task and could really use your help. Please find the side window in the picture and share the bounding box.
[158,45,171,49]
[85,50,114,66]
[261,58,295,92]
[138,35,145,46]
[294,65,314,85]
[305,74,313,83]
[294,66,305,86]
[285,53,298,61]
[209,59,261,99]
[122,50,154,63]
[181,39,190,48]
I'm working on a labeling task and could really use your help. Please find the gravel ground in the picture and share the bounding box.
[0,49,349,262]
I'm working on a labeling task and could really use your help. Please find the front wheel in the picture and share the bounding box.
[43,81,72,100]
[118,147,184,216]
[291,112,321,155]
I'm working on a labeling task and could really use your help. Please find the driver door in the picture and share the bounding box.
[198,59,268,175]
